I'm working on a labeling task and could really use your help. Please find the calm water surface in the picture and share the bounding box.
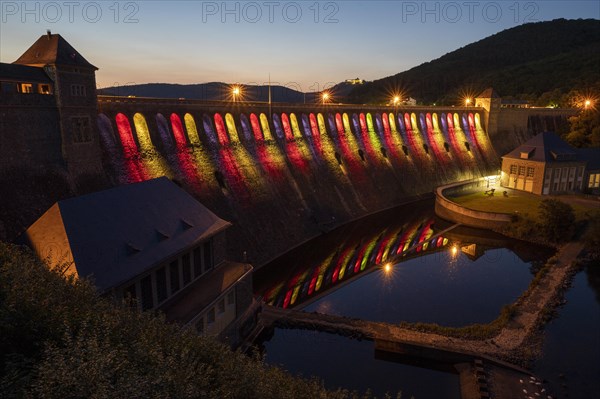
[255,201,556,397]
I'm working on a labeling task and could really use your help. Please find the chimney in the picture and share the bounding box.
[46,30,51,39]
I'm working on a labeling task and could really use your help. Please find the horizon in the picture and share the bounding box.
[1,1,599,91]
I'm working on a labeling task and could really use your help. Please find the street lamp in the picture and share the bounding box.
[393,96,401,106]
[584,99,592,109]
[232,86,241,102]
[465,98,471,106]
[322,91,330,105]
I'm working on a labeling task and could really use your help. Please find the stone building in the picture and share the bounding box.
[0,31,102,177]
[22,177,256,345]
[499,132,588,195]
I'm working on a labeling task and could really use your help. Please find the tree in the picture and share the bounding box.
[0,243,360,399]
[565,110,600,148]
[538,199,576,243]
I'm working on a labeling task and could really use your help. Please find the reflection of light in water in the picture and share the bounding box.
[384,263,392,273]
[313,300,338,316]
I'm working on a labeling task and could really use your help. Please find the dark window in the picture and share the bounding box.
[218,299,225,314]
[170,260,180,293]
[155,267,167,303]
[203,241,213,272]
[71,117,91,143]
[182,253,191,286]
[227,290,235,305]
[193,247,202,277]
[196,318,204,333]
[207,308,215,324]
[140,275,153,311]
[124,284,136,301]
[70,84,86,96]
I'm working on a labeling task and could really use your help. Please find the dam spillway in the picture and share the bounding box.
[97,99,499,265]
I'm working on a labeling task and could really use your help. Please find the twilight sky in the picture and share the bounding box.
[1,1,599,92]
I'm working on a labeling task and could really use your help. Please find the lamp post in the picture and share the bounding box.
[584,99,592,109]
[465,98,471,107]
[232,86,240,102]
[322,92,330,105]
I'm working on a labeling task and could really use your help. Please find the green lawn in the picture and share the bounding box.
[449,191,599,223]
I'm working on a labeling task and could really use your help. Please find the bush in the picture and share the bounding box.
[0,243,356,399]
[538,199,575,243]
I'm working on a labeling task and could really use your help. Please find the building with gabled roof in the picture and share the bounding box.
[23,177,255,344]
[499,132,589,195]
[0,31,101,177]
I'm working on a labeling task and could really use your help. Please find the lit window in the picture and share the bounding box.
[38,84,51,94]
[518,166,526,176]
[509,165,517,174]
[19,83,33,93]
[527,167,534,178]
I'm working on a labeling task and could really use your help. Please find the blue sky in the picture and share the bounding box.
[1,1,599,91]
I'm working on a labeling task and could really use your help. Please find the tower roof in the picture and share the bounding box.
[14,32,97,70]
[476,88,501,99]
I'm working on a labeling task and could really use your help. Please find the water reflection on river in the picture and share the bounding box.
[254,200,557,397]
[535,264,600,398]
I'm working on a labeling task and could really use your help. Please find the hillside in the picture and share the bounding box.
[97,81,356,104]
[348,19,600,105]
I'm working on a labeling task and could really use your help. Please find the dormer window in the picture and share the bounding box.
[38,84,51,94]
[18,83,33,93]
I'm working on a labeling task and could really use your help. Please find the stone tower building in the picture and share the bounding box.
[1,31,102,178]
[475,87,501,137]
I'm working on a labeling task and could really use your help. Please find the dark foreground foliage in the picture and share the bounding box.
[0,243,376,399]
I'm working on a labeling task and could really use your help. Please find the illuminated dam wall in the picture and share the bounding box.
[97,97,498,265]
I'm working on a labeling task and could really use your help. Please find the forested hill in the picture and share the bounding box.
[348,19,600,106]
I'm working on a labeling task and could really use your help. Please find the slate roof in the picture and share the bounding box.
[0,62,52,83]
[502,132,579,163]
[577,148,600,170]
[50,177,230,291]
[476,88,501,99]
[14,33,97,70]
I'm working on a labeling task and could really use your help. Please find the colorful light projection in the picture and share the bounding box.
[213,113,230,146]
[114,113,148,183]
[259,113,274,140]
[154,113,174,153]
[170,113,188,149]
[184,113,202,146]
[261,214,448,309]
[440,112,470,168]
[225,113,241,143]
[239,114,253,142]
[115,113,139,157]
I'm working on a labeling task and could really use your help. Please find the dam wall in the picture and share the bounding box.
[94,98,498,265]
[0,94,577,265]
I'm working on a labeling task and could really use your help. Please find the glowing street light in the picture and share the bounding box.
[584,99,592,109]
[465,98,471,106]
[451,245,458,257]
[393,96,401,106]
[383,263,392,274]
[232,86,241,102]
[322,91,330,105]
